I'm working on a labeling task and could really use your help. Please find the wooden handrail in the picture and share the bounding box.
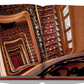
[0,10,42,76]
[21,52,84,76]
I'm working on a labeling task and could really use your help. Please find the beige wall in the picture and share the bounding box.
[69,6,84,53]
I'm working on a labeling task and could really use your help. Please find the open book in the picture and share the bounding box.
[0,4,84,78]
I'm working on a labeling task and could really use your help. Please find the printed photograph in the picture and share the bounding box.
[0,4,84,77]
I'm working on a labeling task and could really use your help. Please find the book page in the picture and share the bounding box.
[0,4,84,79]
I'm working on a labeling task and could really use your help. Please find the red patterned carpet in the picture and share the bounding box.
[37,5,61,60]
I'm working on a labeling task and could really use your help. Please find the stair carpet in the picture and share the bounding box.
[3,23,38,64]
[37,5,61,60]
